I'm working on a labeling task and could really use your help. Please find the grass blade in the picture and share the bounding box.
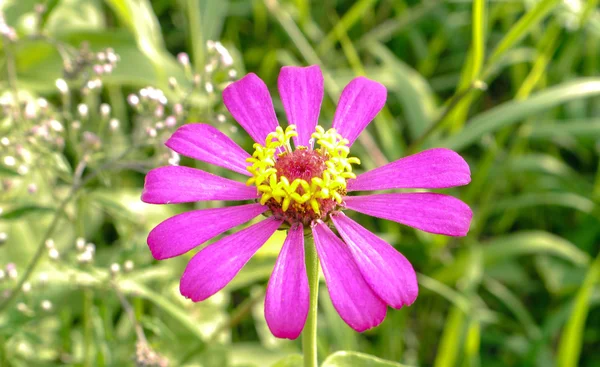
[557,253,600,367]
[440,78,600,151]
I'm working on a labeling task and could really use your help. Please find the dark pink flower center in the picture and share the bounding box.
[266,148,341,226]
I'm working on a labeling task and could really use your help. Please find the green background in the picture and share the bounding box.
[0,0,599,366]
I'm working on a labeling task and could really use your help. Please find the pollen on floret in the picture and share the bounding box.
[246,124,360,225]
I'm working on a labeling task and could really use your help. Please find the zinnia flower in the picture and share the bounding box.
[142,65,472,339]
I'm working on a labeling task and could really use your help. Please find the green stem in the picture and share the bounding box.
[303,235,319,367]
[187,0,205,73]
[2,36,22,122]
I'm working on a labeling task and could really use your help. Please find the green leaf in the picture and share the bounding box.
[528,119,600,139]
[118,279,207,341]
[367,42,437,138]
[0,205,56,220]
[491,192,596,215]
[483,231,590,267]
[322,351,412,367]
[317,0,379,55]
[200,0,229,42]
[0,165,20,177]
[487,0,560,67]
[557,253,600,367]
[44,0,104,35]
[440,78,600,151]
[270,355,303,367]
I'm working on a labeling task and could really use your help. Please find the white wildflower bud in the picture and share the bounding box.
[24,102,37,119]
[155,121,165,130]
[228,69,237,79]
[85,243,95,254]
[139,88,149,98]
[55,79,68,94]
[168,151,180,166]
[45,239,55,249]
[173,103,183,116]
[127,94,139,106]
[107,51,118,65]
[205,63,214,73]
[41,300,52,311]
[17,165,28,175]
[168,77,178,90]
[165,115,177,127]
[0,137,9,146]
[97,51,106,62]
[77,251,93,264]
[78,104,89,118]
[37,98,48,109]
[103,64,113,74]
[76,237,86,251]
[193,74,201,87]
[215,42,233,66]
[7,269,17,279]
[124,260,134,272]
[87,78,103,89]
[154,104,164,118]
[158,95,168,105]
[110,263,120,275]
[217,114,226,123]
[177,52,189,66]
[38,272,48,284]
[72,121,81,130]
[146,128,157,138]
[48,248,60,260]
[49,119,63,132]
[206,40,215,49]
[0,232,6,244]
[3,156,16,166]
[1,25,17,41]
[22,282,31,293]
[27,183,37,194]
[100,103,111,118]
[16,303,28,313]
[0,269,5,280]
[109,118,119,131]
[205,82,214,94]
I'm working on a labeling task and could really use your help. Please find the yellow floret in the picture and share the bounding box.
[246,124,360,214]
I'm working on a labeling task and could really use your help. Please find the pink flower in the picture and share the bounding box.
[142,65,472,339]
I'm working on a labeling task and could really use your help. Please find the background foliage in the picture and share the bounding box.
[1,0,599,366]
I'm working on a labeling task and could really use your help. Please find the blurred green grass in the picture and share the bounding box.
[0,0,599,366]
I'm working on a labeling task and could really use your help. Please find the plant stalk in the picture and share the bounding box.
[303,235,319,367]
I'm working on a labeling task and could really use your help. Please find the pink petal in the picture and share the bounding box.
[344,193,472,237]
[331,213,418,309]
[265,224,308,339]
[141,166,258,204]
[180,217,283,302]
[223,73,279,144]
[277,65,324,147]
[166,124,251,176]
[312,221,387,332]
[347,148,471,191]
[332,77,387,146]
[147,203,266,260]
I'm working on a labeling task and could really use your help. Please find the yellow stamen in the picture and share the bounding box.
[246,124,360,215]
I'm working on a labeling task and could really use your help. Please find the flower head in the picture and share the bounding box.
[142,65,472,339]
